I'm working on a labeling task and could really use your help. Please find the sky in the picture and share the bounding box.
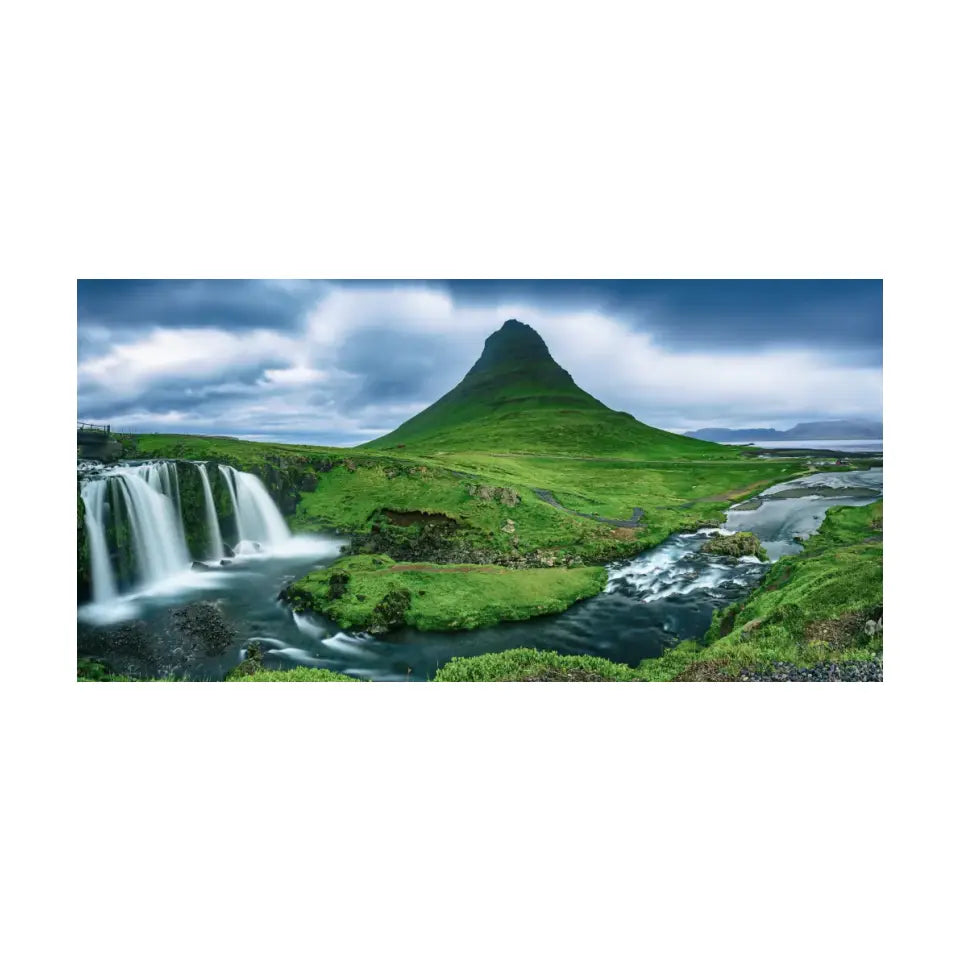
[77,280,882,445]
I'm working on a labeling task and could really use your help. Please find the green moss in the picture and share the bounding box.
[434,647,645,681]
[77,659,180,682]
[284,555,608,632]
[227,666,362,682]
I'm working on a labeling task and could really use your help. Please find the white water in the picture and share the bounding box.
[111,465,191,586]
[218,464,290,548]
[194,462,224,560]
[80,480,117,603]
[80,461,302,620]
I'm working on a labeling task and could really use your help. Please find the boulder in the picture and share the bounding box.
[700,532,768,560]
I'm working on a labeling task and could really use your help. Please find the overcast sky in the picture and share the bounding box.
[78,280,882,445]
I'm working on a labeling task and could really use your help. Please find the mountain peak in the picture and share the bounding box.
[468,318,552,375]
[363,318,718,456]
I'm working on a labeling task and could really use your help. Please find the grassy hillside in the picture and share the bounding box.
[363,319,727,458]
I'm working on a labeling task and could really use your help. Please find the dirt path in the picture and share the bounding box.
[532,488,645,528]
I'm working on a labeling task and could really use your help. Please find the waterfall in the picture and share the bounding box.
[81,479,117,603]
[80,460,293,606]
[111,466,191,585]
[218,464,290,548]
[193,462,224,560]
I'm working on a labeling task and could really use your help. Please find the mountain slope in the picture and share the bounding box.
[363,320,726,458]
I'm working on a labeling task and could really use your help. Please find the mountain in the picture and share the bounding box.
[684,419,882,443]
[363,319,723,457]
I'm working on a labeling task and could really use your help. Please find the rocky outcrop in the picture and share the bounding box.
[77,599,238,677]
[700,531,768,560]
[465,483,520,506]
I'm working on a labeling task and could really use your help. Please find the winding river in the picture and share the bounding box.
[77,465,882,680]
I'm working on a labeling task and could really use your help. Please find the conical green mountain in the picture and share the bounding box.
[363,319,722,457]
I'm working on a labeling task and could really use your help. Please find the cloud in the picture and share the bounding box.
[77,281,882,444]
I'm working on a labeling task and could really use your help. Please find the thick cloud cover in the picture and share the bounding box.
[78,280,882,445]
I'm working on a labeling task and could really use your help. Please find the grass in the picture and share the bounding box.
[433,647,646,681]
[226,666,362,682]
[284,554,609,631]
[291,452,807,564]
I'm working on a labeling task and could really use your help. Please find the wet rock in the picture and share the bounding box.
[739,657,883,682]
[701,531,768,560]
[171,601,238,656]
[368,588,412,633]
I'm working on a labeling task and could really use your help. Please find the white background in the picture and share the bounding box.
[2,2,956,958]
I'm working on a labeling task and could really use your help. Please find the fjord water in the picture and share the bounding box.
[78,462,882,681]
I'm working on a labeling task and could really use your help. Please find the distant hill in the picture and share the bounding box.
[363,319,726,458]
[684,419,882,443]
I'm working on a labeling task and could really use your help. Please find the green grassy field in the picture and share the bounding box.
[283,554,609,632]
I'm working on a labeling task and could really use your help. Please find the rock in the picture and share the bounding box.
[220,559,232,566]
[222,542,235,557]
[369,587,412,632]
[171,601,238,656]
[742,618,764,634]
[191,561,213,571]
[700,532,768,560]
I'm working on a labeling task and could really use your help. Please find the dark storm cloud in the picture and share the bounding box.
[78,279,322,332]
[334,327,474,407]
[439,279,883,357]
[77,280,882,444]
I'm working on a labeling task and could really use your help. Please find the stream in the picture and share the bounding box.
[77,465,882,681]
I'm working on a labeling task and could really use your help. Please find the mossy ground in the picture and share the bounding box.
[226,666,362,682]
[284,554,609,632]
[433,647,645,681]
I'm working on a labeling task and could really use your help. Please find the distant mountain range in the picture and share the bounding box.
[684,419,882,443]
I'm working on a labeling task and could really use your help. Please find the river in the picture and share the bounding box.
[77,465,882,681]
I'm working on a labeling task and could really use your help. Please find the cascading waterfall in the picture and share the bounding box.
[81,460,293,605]
[218,464,290,548]
[193,462,224,560]
[110,466,191,586]
[81,479,118,603]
